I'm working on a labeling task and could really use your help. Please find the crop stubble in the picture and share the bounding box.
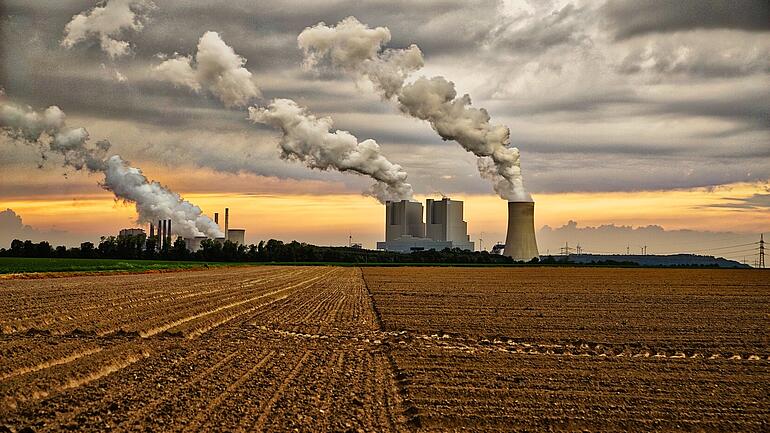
[0,266,768,432]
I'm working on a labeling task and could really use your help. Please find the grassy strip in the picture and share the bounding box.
[0,257,256,275]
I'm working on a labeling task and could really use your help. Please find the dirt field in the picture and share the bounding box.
[0,266,768,432]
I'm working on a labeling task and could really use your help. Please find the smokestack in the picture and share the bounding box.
[503,201,539,262]
[167,219,172,246]
[214,212,219,225]
[225,208,229,241]
[149,223,154,239]
[161,219,167,249]
[157,219,162,249]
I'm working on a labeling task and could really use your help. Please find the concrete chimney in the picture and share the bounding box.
[224,208,229,241]
[214,212,219,225]
[503,201,539,261]
[149,223,154,239]
[167,219,172,246]
[157,219,162,249]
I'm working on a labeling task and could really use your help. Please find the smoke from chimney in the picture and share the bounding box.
[153,31,415,203]
[61,0,155,59]
[298,17,531,202]
[0,100,223,239]
[154,31,260,107]
[248,98,414,203]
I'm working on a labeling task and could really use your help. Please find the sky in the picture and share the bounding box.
[0,0,768,262]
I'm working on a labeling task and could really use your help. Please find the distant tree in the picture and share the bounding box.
[169,237,189,260]
[9,239,23,257]
[144,237,157,259]
[198,239,223,261]
[98,236,118,258]
[22,240,35,257]
[80,241,95,258]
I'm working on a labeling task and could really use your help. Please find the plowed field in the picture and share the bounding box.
[1,266,768,432]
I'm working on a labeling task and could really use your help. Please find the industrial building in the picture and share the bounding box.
[377,198,475,253]
[384,200,425,241]
[182,207,247,252]
[118,228,145,237]
[426,198,474,251]
[147,219,174,250]
[503,201,539,261]
[227,229,245,245]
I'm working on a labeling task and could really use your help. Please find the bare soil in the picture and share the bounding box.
[0,266,767,432]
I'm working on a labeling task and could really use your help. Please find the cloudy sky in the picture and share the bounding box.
[1,0,768,260]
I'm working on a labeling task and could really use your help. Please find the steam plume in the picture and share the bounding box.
[155,31,260,107]
[0,102,109,172]
[299,17,531,202]
[62,0,154,59]
[154,30,413,202]
[0,101,222,238]
[248,99,413,203]
[103,155,223,238]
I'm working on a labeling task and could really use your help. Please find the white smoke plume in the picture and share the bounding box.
[0,101,109,172]
[248,98,413,203]
[155,31,261,107]
[103,156,222,238]
[298,17,424,99]
[298,17,532,202]
[0,101,222,238]
[61,0,155,59]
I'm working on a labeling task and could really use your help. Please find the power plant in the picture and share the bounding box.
[503,201,540,261]
[111,199,541,259]
[183,207,246,251]
[377,198,474,253]
[116,208,247,252]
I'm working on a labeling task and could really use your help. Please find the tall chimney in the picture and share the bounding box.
[167,219,172,246]
[149,223,154,239]
[503,201,539,261]
[161,220,166,249]
[214,212,219,225]
[157,219,162,250]
[224,208,229,241]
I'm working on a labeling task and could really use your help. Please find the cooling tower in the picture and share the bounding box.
[503,201,539,261]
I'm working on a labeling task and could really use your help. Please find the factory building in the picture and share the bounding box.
[227,229,245,245]
[377,198,474,253]
[385,200,425,241]
[184,236,208,252]
[119,228,146,237]
[183,207,246,252]
[426,198,474,251]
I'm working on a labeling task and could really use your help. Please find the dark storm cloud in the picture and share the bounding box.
[704,193,770,210]
[522,152,770,194]
[644,89,770,130]
[493,88,639,116]
[488,3,590,54]
[1,0,768,199]
[604,0,770,40]
[617,47,770,78]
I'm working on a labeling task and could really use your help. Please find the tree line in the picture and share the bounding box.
[0,235,519,264]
